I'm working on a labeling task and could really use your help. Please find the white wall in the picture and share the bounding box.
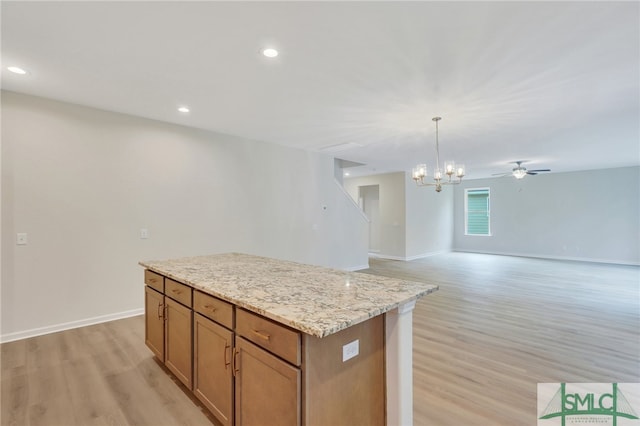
[453,167,640,265]
[405,173,453,260]
[344,173,407,259]
[344,172,454,260]
[1,91,369,341]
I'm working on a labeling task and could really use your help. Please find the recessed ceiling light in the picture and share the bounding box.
[344,172,351,177]
[178,106,190,113]
[8,66,28,75]
[262,48,279,58]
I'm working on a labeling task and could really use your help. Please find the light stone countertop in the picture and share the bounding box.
[139,252,438,338]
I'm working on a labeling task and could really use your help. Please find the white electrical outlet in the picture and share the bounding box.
[140,228,149,239]
[342,339,359,362]
[16,233,28,245]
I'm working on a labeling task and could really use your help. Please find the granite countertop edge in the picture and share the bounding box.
[139,253,438,338]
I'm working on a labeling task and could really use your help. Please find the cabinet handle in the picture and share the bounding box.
[171,289,181,294]
[203,304,217,312]
[163,305,168,321]
[251,329,271,341]
[233,348,240,376]
[224,342,231,369]
[157,303,164,319]
[149,278,157,283]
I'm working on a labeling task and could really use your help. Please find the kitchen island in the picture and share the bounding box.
[140,253,438,426]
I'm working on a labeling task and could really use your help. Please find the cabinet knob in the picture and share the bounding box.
[203,304,217,312]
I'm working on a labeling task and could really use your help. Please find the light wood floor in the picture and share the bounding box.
[2,253,639,425]
[363,253,640,425]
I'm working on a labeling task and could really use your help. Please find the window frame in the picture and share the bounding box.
[464,187,491,236]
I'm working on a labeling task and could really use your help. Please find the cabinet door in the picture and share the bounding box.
[144,286,164,361]
[235,337,300,426]
[194,314,234,426]
[165,297,193,389]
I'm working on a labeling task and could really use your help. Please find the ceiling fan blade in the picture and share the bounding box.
[526,172,538,175]
[491,172,509,176]
[528,169,551,172]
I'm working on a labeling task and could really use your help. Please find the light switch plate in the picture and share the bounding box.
[342,339,359,362]
[140,228,149,239]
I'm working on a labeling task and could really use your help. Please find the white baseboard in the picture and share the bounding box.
[345,263,370,271]
[452,249,640,266]
[0,308,144,344]
[368,253,406,261]
[369,250,450,262]
[405,250,450,261]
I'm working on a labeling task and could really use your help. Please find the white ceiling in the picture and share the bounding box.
[2,1,639,179]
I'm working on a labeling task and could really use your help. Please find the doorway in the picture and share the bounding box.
[359,185,381,253]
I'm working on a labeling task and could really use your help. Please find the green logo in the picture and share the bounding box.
[539,383,639,426]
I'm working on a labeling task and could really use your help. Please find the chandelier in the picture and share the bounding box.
[412,116,465,192]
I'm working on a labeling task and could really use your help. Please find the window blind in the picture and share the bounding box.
[466,189,490,235]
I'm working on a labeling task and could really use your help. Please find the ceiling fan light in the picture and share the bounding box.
[513,169,527,179]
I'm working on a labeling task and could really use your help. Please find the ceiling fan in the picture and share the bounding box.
[493,161,551,179]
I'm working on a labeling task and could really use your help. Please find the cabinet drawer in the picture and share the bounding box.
[145,270,164,292]
[166,278,192,307]
[236,309,300,366]
[194,291,234,330]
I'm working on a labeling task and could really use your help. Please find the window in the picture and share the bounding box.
[465,188,490,235]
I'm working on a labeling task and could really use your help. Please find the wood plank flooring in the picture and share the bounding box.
[2,252,639,425]
[363,253,640,425]
[1,314,217,426]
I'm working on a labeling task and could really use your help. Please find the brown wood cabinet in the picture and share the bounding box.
[234,337,301,426]
[144,269,164,293]
[144,286,164,360]
[144,269,384,426]
[235,308,301,366]
[164,297,193,389]
[194,313,234,426]
[144,271,193,390]
[303,315,385,426]
[194,290,234,329]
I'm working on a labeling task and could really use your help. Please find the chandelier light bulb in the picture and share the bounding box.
[413,164,427,181]
[445,161,455,176]
[433,168,443,181]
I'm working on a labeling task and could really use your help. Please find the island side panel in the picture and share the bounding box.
[303,315,385,426]
[385,300,416,426]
